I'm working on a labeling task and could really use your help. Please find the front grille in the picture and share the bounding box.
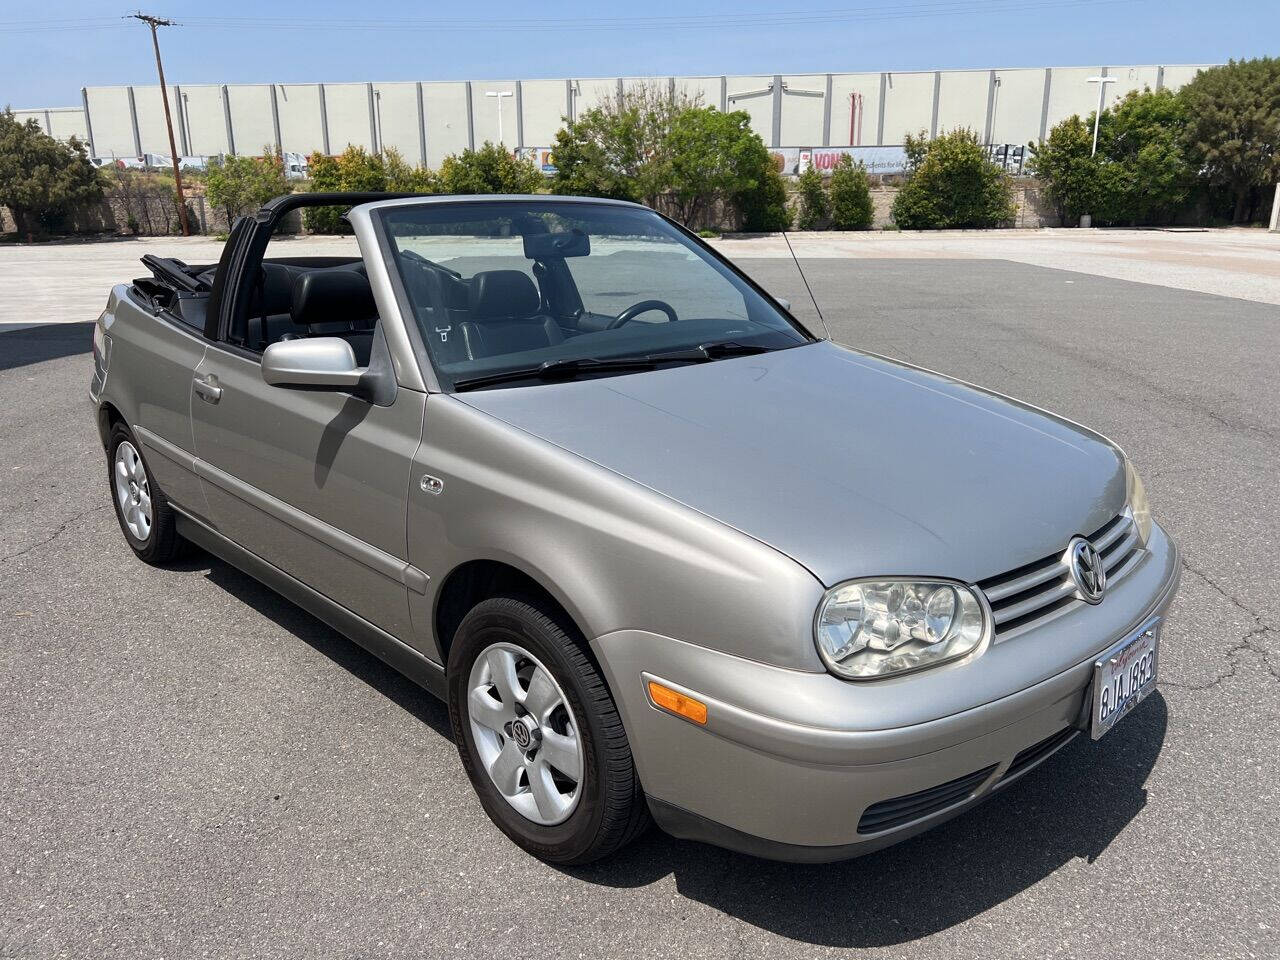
[978,512,1145,640]
[998,727,1078,785]
[857,765,997,834]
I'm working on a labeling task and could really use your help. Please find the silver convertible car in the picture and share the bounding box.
[90,193,1179,864]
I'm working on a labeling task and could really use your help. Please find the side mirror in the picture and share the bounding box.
[262,337,364,389]
[776,298,792,311]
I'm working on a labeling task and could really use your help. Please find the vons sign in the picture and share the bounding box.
[798,146,910,175]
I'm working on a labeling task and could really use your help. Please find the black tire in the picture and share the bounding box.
[448,596,650,864]
[107,422,188,565]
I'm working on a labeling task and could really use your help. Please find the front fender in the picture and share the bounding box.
[406,395,827,671]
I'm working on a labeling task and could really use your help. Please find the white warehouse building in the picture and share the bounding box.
[14,64,1215,169]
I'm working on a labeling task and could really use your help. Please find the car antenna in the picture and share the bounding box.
[781,230,830,340]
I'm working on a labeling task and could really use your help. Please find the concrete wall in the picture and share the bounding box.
[23,63,1216,163]
[10,107,90,143]
[276,84,326,156]
[373,82,422,165]
[422,82,470,167]
[177,85,229,156]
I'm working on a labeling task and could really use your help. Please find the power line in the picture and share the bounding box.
[1,0,1143,35]
[182,0,1138,29]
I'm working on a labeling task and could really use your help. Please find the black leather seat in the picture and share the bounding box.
[289,269,377,365]
[461,270,563,359]
[245,261,370,350]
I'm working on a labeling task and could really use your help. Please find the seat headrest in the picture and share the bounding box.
[468,270,540,320]
[256,263,305,316]
[291,270,377,328]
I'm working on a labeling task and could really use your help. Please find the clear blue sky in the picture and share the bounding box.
[2,0,1275,108]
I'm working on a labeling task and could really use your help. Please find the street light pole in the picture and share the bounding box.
[129,12,191,236]
[1086,76,1117,157]
[485,90,514,144]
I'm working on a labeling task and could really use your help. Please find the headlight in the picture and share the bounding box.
[814,579,988,680]
[1124,458,1152,545]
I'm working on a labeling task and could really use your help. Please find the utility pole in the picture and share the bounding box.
[1086,76,1117,157]
[129,13,191,236]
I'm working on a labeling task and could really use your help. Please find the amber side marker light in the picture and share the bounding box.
[647,680,708,725]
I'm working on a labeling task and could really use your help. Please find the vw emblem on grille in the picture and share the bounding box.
[1068,537,1107,603]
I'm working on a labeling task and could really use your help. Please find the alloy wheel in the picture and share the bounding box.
[467,642,583,826]
[113,440,152,542]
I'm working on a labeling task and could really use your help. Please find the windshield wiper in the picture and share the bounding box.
[453,355,664,391]
[451,342,779,392]
[694,340,774,359]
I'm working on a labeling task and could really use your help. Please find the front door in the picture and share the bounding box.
[189,327,425,643]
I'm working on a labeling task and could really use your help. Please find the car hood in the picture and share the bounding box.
[458,341,1126,586]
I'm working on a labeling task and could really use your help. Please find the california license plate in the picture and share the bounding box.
[1091,619,1160,740]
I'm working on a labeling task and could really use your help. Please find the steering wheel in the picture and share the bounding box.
[607,299,679,329]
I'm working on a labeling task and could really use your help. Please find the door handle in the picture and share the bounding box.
[193,374,222,403]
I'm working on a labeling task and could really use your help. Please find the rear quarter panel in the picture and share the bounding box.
[97,285,208,515]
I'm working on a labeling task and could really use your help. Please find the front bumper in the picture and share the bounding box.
[592,522,1180,862]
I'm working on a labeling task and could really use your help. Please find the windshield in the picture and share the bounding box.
[378,200,812,390]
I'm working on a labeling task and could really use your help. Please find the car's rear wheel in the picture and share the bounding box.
[448,596,649,864]
[107,422,187,564]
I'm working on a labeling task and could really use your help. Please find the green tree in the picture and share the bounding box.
[903,131,930,172]
[1096,89,1193,224]
[304,146,373,233]
[438,142,542,195]
[551,83,697,206]
[1179,58,1280,222]
[384,147,439,193]
[0,109,103,238]
[891,128,1016,229]
[1028,114,1100,225]
[303,145,436,233]
[828,155,875,230]
[794,165,828,230]
[550,85,776,228]
[737,162,792,231]
[204,148,288,226]
[1033,90,1194,226]
[665,107,772,227]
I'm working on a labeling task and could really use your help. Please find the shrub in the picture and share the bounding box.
[1180,58,1280,222]
[828,156,874,230]
[551,82,694,206]
[795,165,828,230]
[0,109,102,238]
[737,163,792,231]
[304,148,362,233]
[204,148,288,226]
[438,142,541,195]
[551,84,777,229]
[665,107,774,228]
[304,145,437,233]
[1033,90,1194,226]
[1028,114,1099,225]
[384,147,439,193]
[891,128,1016,229]
[1097,89,1193,224]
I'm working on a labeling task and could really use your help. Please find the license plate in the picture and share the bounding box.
[1091,618,1160,740]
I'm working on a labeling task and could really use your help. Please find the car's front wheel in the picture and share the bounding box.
[448,596,649,864]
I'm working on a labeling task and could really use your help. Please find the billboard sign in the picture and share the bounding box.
[797,146,910,176]
[519,147,557,175]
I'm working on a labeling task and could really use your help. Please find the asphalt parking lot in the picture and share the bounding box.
[1,239,1278,958]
